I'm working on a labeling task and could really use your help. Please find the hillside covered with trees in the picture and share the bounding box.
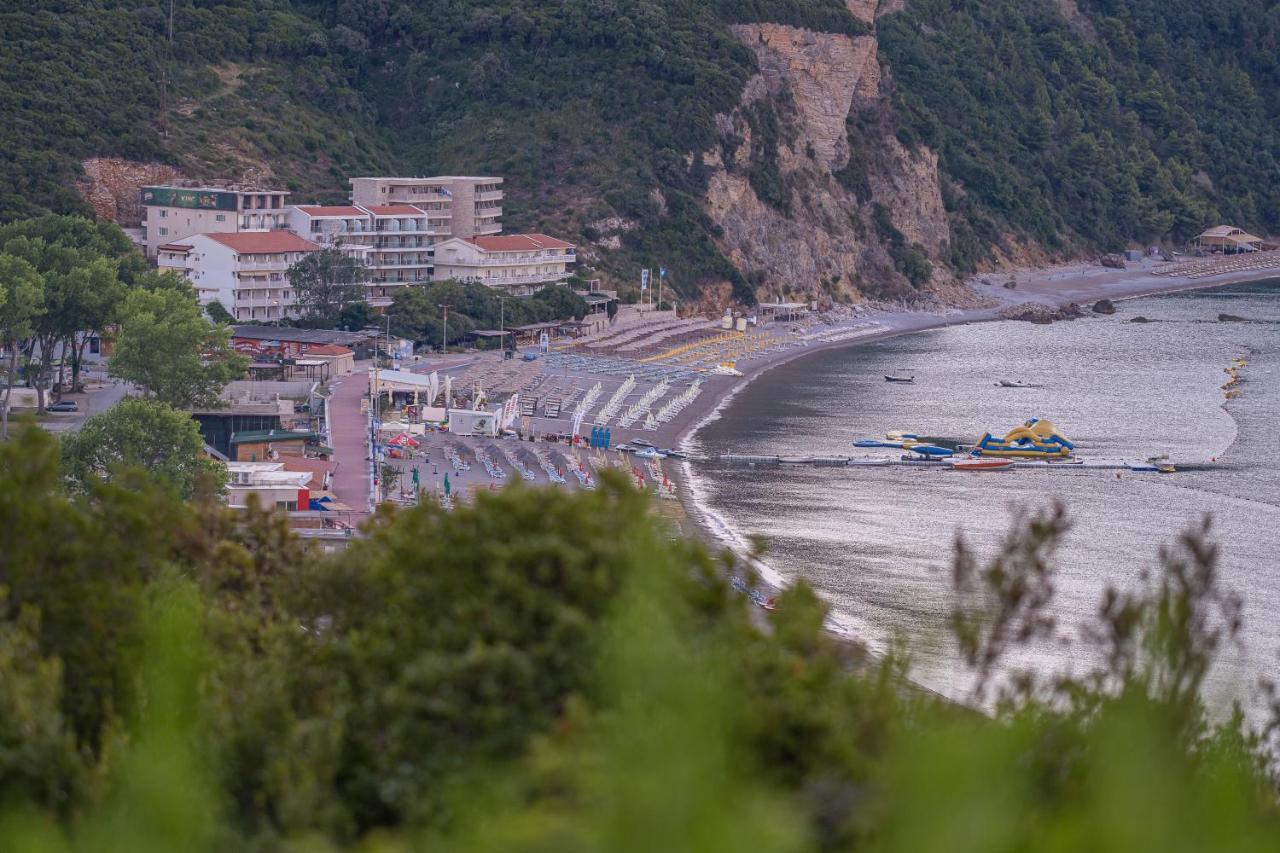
[3,0,1278,296]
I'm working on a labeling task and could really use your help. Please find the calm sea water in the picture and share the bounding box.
[688,281,1280,707]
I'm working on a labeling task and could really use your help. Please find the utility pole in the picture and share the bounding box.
[384,312,391,369]
[159,0,175,136]
[438,303,450,355]
[498,293,510,356]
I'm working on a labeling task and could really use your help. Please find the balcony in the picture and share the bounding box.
[470,270,573,287]
[236,261,289,272]
[476,189,503,201]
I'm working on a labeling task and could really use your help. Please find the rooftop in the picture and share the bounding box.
[466,234,575,252]
[230,429,321,445]
[295,205,367,217]
[303,344,355,356]
[203,231,320,254]
[142,183,288,194]
[231,326,369,345]
[351,176,502,183]
[364,205,426,216]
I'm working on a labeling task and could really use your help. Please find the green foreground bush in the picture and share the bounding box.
[0,424,1277,850]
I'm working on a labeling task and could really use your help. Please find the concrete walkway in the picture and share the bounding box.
[327,367,372,516]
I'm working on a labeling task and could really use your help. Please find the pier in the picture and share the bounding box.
[717,454,1217,472]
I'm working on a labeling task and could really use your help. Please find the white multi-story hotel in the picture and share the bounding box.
[431,234,576,295]
[157,231,319,322]
[141,184,290,259]
[286,205,436,308]
[349,176,502,239]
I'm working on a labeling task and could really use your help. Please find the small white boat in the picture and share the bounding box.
[847,457,891,467]
[996,379,1036,388]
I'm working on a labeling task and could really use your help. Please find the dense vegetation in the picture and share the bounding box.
[880,0,1280,271]
[1,424,1279,849]
[3,0,1279,294]
[390,280,589,349]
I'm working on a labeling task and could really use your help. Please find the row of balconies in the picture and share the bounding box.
[470,270,573,287]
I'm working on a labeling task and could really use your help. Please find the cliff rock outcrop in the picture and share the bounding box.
[700,15,958,304]
[77,158,182,226]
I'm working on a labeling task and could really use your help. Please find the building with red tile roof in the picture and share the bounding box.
[156,231,319,323]
[432,233,576,296]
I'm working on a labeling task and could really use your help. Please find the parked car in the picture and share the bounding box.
[47,400,79,413]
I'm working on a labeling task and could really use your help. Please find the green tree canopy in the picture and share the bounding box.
[61,398,225,499]
[0,251,43,438]
[287,248,370,327]
[108,280,246,409]
[390,281,588,348]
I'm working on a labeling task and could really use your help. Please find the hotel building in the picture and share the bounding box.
[431,234,576,295]
[141,184,290,259]
[349,176,503,239]
[286,205,436,308]
[157,231,319,322]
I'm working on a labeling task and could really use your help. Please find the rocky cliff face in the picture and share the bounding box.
[699,3,966,305]
[77,158,183,226]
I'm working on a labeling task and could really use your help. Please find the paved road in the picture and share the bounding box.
[34,372,133,433]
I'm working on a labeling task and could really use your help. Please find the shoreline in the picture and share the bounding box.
[663,260,1280,628]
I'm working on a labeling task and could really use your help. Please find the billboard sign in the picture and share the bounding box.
[140,186,239,211]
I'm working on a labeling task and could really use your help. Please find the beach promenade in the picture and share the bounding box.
[327,368,372,516]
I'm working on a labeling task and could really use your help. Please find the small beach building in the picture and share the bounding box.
[1194,226,1264,254]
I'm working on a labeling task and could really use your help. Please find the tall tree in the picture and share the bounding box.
[0,253,43,438]
[0,216,135,407]
[287,249,369,327]
[61,398,225,499]
[109,282,246,409]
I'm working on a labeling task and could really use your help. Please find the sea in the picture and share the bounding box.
[687,280,1280,711]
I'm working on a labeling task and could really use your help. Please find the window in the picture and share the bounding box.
[215,214,225,222]
[159,209,168,218]
[158,227,168,236]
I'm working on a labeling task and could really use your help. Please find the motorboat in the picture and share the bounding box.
[885,372,915,383]
[662,449,689,459]
[996,379,1036,388]
[778,455,815,464]
[631,438,656,448]
[847,457,891,467]
[1125,460,1160,472]
[635,447,668,460]
[953,458,1014,471]
[885,431,919,441]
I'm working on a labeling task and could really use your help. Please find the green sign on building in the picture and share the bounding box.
[140,187,239,212]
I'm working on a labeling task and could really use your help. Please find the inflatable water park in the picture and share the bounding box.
[971,417,1075,458]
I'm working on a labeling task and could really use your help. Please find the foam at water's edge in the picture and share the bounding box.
[681,346,891,650]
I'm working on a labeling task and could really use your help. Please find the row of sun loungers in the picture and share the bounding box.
[1150,251,1280,279]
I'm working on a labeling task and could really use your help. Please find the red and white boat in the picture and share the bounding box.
[952,458,1014,472]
